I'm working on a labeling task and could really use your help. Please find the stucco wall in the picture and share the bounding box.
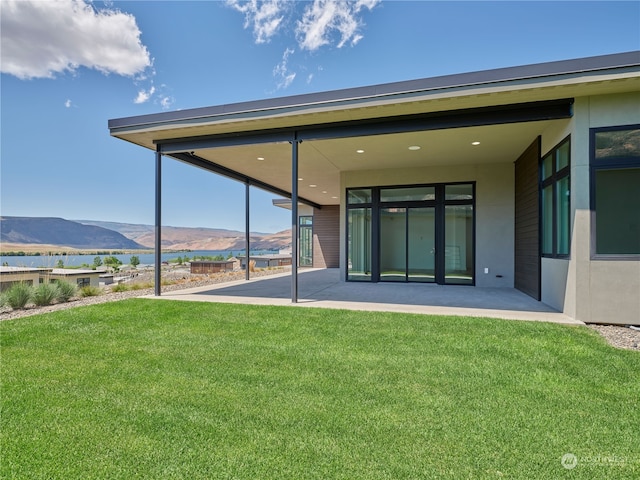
[341,162,515,288]
[567,91,640,324]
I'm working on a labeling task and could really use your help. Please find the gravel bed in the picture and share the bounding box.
[2,270,638,351]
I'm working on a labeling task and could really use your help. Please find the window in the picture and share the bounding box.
[541,137,570,257]
[346,183,474,284]
[77,277,90,287]
[590,125,640,257]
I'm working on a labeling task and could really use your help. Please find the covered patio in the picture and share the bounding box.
[144,268,582,325]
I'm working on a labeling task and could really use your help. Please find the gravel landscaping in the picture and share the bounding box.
[2,267,638,351]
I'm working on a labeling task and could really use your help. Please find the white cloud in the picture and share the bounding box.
[134,86,156,104]
[0,0,152,79]
[273,48,296,90]
[64,99,72,108]
[296,0,379,51]
[159,95,174,110]
[226,0,289,44]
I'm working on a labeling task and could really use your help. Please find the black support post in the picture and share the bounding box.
[291,136,299,303]
[245,181,250,281]
[155,147,162,296]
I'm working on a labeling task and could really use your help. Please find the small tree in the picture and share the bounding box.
[103,256,122,273]
[56,259,64,269]
[93,256,103,268]
[130,255,140,269]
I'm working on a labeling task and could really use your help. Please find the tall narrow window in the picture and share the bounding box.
[591,126,640,257]
[347,188,372,281]
[541,137,570,257]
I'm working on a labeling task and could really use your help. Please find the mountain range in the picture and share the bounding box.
[0,217,291,252]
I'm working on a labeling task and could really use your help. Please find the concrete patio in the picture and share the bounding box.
[145,268,583,325]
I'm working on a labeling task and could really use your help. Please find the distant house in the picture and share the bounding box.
[0,266,50,292]
[109,52,640,325]
[237,255,292,269]
[48,269,101,288]
[190,260,236,274]
[0,266,100,291]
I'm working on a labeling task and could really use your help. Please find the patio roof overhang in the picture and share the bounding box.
[109,51,639,206]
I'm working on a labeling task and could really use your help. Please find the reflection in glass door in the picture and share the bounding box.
[408,207,435,282]
[380,208,406,281]
[444,205,473,284]
[380,207,436,282]
[299,216,313,267]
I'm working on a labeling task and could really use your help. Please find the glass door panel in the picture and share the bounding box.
[444,205,473,284]
[347,208,372,281]
[299,224,313,267]
[408,207,435,282]
[380,208,406,282]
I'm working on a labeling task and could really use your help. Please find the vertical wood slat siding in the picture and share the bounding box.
[514,137,541,300]
[313,205,340,268]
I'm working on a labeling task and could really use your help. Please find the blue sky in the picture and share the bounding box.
[1,1,639,233]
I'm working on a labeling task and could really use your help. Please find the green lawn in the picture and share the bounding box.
[2,300,639,479]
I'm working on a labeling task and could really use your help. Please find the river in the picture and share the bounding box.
[0,250,275,268]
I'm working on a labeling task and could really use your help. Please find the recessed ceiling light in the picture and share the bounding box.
[331,196,338,199]
[322,191,327,194]
[257,157,265,161]
[408,145,421,151]
[356,149,365,154]
[471,141,481,146]
[298,178,303,181]
[309,184,317,188]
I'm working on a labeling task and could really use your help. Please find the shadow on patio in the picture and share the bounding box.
[148,268,582,325]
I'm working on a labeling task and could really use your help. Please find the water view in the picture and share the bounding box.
[0,250,275,268]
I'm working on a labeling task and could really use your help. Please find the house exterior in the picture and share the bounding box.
[0,266,101,290]
[0,266,50,292]
[109,52,640,325]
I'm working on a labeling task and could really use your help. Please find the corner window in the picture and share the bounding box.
[591,126,640,257]
[541,137,570,257]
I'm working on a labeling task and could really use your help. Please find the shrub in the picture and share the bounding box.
[111,283,130,292]
[5,282,33,310]
[79,285,101,297]
[56,282,77,303]
[33,283,59,306]
[130,282,153,290]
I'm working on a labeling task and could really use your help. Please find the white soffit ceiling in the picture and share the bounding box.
[192,119,567,205]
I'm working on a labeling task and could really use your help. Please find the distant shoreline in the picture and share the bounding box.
[0,243,191,256]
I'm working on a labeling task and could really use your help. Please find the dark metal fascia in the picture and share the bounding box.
[155,99,574,152]
[169,152,322,210]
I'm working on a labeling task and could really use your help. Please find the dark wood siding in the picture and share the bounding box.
[514,137,541,300]
[313,205,340,268]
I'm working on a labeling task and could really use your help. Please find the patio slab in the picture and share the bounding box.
[144,268,583,325]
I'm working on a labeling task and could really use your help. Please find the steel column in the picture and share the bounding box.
[245,181,250,281]
[155,147,162,296]
[291,137,299,303]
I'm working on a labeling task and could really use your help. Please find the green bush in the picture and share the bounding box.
[56,282,77,303]
[5,283,33,310]
[33,283,59,306]
[111,283,130,292]
[79,285,101,297]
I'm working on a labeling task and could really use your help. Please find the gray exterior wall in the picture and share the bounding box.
[563,92,640,324]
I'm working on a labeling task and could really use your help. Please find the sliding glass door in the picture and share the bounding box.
[347,183,474,285]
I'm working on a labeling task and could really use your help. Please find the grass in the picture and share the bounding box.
[1,300,639,479]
